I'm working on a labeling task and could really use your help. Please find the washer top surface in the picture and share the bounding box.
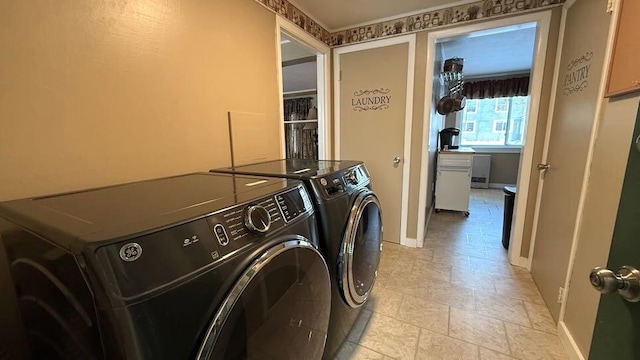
[0,173,294,248]
[216,159,363,179]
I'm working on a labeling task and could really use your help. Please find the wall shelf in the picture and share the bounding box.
[283,89,317,97]
[284,119,318,124]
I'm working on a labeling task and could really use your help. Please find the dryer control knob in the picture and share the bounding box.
[345,170,359,185]
[244,205,271,234]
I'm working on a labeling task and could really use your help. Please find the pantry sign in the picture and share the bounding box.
[351,88,392,112]
[563,51,593,96]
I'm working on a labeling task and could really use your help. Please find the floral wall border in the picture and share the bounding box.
[330,0,565,46]
[253,0,331,44]
[254,0,565,48]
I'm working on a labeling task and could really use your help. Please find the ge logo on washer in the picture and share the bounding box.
[119,243,143,262]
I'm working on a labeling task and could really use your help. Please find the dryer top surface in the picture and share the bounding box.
[215,159,364,179]
[0,173,298,247]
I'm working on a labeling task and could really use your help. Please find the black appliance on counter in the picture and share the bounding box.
[439,127,461,150]
[0,173,331,359]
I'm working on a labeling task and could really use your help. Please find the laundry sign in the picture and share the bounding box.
[563,51,593,96]
[351,88,392,111]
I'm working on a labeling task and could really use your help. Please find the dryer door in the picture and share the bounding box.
[197,238,331,360]
[340,190,383,308]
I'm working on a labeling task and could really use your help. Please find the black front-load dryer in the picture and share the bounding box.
[210,160,383,359]
[0,173,331,359]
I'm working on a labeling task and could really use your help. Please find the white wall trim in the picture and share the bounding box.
[507,11,551,267]
[334,34,416,247]
[416,11,552,259]
[403,237,418,248]
[558,321,587,360]
[558,0,620,325]
[512,256,529,268]
[277,17,332,160]
[417,34,436,249]
[526,3,572,271]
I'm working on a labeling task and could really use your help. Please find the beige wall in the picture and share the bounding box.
[0,0,281,201]
[564,94,640,357]
[474,152,521,185]
[519,8,562,258]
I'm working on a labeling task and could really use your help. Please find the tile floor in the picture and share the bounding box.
[336,189,568,360]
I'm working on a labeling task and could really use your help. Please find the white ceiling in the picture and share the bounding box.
[290,0,467,30]
[440,25,536,77]
[281,34,316,62]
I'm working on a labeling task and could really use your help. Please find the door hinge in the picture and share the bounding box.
[606,0,615,13]
[339,70,342,81]
[557,287,566,303]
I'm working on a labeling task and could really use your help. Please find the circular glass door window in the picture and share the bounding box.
[198,240,331,360]
[341,192,382,307]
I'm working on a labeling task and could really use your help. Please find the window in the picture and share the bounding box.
[465,99,478,114]
[462,120,476,133]
[495,98,509,112]
[493,120,507,133]
[460,96,529,147]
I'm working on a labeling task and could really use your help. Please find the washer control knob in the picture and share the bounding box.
[244,205,271,234]
[345,170,359,185]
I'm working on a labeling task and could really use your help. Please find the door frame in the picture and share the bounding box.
[419,11,552,260]
[276,17,332,160]
[333,34,416,247]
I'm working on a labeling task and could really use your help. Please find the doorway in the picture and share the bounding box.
[419,12,552,268]
[276,18,331,160]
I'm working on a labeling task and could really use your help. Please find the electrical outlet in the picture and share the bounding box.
[606,0,615,13]
[557,287,565,303]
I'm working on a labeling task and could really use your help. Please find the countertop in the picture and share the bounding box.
[438,147,476,154]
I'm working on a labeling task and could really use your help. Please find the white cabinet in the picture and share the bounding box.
[435,148,475,215]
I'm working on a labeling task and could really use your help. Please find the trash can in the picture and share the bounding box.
[502,186,517,249]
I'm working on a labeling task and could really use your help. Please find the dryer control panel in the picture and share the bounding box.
[311,165,371,202]
[98,184,314,299]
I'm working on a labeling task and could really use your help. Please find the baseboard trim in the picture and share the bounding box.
[402,237,418,248]
[510,256,529,268]
[558,321,586,360]
[488,183,517,189]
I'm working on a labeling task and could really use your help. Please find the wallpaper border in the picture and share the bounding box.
[330,0,565,46]
[256,0,564,47]
[253,0,331,44]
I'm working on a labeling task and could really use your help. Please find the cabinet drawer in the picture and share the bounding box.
[439,158,472,168]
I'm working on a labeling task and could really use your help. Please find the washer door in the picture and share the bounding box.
[340,190,383,308]
[197,238,331,360]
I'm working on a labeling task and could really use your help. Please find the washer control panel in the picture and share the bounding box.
[207,184,311,256]
[276,186,313,222]
[101,184,313,299]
